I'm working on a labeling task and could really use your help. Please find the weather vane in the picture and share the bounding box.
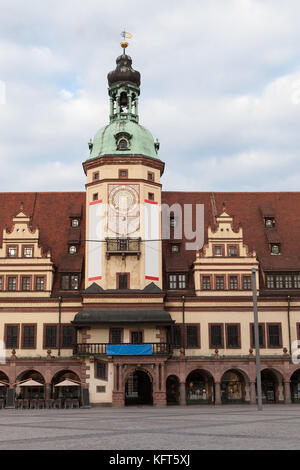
[120,30,132,53]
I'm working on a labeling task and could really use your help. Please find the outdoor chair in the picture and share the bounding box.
[72,399,80,408]
[30,399,38,409]
[22,399,29,409]
[45,399,54,409]
[54,399,62,409]
[64,398,73,409]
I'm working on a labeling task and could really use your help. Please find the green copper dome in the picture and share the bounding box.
[88,120,159,160]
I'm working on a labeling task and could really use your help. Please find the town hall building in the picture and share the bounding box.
[0,41,300,409]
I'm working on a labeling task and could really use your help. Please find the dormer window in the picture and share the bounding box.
[23,246,33,258]
[71,218,80,228]
[265,217,275,228]
[228,245,238,257]
[214,245,223,257]
[271,243,280,255]
[69,245,77,255]
[8,247,17,258]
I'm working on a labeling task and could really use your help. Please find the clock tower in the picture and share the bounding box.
[83,42,165,291]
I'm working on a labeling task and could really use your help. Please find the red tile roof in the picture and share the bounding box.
[1,190,300,294]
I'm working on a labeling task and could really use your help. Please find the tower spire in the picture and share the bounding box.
[107,35,140,124]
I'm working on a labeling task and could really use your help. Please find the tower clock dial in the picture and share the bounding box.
[108,184,140,235]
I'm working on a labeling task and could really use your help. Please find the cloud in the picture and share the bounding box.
[0,0,300,192]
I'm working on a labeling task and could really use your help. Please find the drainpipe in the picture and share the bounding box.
[182,295,185,351]
[58,296,62,357]
[287,295,291,356]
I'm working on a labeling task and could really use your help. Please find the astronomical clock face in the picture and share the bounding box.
[108,184,140,235]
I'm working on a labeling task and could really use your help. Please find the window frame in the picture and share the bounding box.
[225,323,241,349]
[5,324,19,349]
[21,275,31,292]
[185,324,200,349]
[267,323,282,348]
[168,273,187,290]
[118,169,128,179]
[43,324,58,349]
[109,328,123,344]
[250,323,266,349]
[21,324,37,349]
[209,323,224,349]
[7,276,17,291]
[7,245,18,258]
[95,360,108,381]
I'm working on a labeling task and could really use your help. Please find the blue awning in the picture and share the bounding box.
[107,344,153,355]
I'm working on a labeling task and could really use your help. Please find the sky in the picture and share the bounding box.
[0,0,300,192]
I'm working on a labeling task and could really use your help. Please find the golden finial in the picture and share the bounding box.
[120,40,129,50]
[120,31,132,53]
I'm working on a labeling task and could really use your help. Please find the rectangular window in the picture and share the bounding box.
[171,244,180,253]
[119,169,128,179]
[284,275,293,289]
[168,274,177,289]
[61,325,74,348]
[266,275,274,289]
[275,275,283,289]
[61,274,79,290]
[93,193,99,201]
[147,171,154,182]
[178,274,186,289]
[118,273,128,289]
[96,386,106,393]
[228,245,238,257]
[0,277,3,291]
[93,171,99,181]
[267,324,281,348]
[216,276,224,290]
[6,325,19,349]
[23,247,33,258]
[110,328,122,344]
[131,331,143,344]
[22,325,36,349]
[148,192,154,201]
[209,324,223,349]
[186,325,199,348]
[250,324,265,348]
[229,276,238,290]
[214,245,222,256]
[45,325,57,349]
[96,361,107,380]
[173,325,181,348]
[7,277,17,291]
[243,276,251,290]
[8,246,17,257]
[202,276,211,290]
[36,277,45,291]
[226,324,240,348]
[22,277,31,291]
[168,274,186,290]
[294,275,300,289]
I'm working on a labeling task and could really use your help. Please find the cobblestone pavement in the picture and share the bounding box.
[0,405,299,450]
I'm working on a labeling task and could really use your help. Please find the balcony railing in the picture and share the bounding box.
[106,238,141,259]
[73,342,172,356]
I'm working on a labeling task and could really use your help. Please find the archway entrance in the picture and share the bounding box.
[186,370,214,404]
[166,375,180,405]
[221,370,246,404]
[290,370,300,403]
[125,370,153,406]
[260,369,280,403]
[16,370,45,400]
